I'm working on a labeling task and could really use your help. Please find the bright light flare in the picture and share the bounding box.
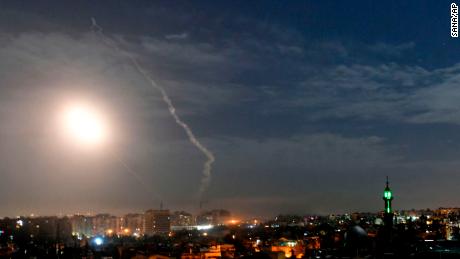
[61,104,108,147]
[93,237,103,246]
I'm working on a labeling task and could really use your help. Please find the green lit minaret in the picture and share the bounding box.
[383,176,393,213]
[383,176,394,227]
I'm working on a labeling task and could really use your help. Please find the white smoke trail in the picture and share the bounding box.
[115,153,160,204]
[91,18,215,198]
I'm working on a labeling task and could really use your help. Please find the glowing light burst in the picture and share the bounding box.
[61,104,108,147]
[94,237,103,246]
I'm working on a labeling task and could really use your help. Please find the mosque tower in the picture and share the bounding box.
[383,176,394,228]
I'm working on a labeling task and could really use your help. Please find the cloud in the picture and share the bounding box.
[369,42,415,56]
[165,32,189,40]
[122,32,460,131]
[280,62,460,124]
[408,64,460,124]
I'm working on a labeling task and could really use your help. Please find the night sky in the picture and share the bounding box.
[0,1,459,218]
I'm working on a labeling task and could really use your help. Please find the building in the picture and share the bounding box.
[170,211,194,228]
[69,214,93,237]
[270,238,305,259]
[383,177,394,228]
[181,244,235,259]
[196,209,231,226]
[144,209,170,235]
[91,214,119,236]
[123,213,144,236]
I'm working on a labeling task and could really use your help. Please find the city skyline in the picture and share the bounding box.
[0,1,459,217]
[1,179,458,219]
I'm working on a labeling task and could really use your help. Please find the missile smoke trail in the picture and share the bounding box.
[115,153,161,203]
[90,18,215,198]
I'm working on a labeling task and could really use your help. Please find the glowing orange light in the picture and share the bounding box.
[229,219,239,225]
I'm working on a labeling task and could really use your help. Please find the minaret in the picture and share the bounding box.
[383,176,394,227]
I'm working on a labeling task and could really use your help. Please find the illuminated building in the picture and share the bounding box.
[181,244,234,259]
[383,177,394,228]
[196,209,231,225]
[436,207,460,217]
[144,209,170,235]
[91,214,119,236]
[270,238,305,258]
[69,215,93,237]
[123,213,144,236]
[170,211,194,227]
[274,215,304,227]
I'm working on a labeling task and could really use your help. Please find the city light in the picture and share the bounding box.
[93,237,103,246]
[197,225,213,230]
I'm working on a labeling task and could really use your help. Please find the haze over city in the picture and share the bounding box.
[0,1,459,219]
